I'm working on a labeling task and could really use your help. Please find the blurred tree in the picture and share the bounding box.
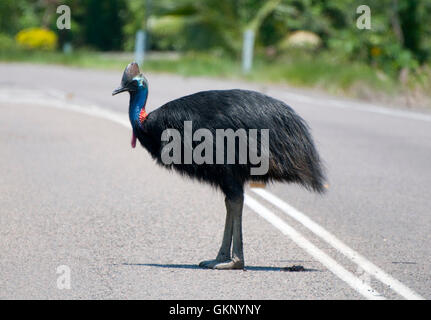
[40,0,61,28]
[397,0,428,63]
[82,0,126,51]
[123,0,148,51]
[145,0,283,56]
[0,0,24,34]
[0,0,41,34]
[2,0,431,74]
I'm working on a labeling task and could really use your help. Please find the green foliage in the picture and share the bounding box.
[1,0,430,70]
[2,0,431,104]
[0,0,52,39]
[0,33,18,53]
[70,0,127,51]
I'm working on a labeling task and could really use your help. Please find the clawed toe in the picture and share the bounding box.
[199,259,244,270]
[199,259,223,269]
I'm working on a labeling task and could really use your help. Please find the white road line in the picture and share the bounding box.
[244,195,385,300]
[0,89,423,299]
[0,89,130,129]
[278,91,431,122]
[251,188,425,300]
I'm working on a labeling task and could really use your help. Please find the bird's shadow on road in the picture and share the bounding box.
[121,263,321,272]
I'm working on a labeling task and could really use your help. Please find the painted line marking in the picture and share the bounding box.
[277,91,431,122]
[244,195,385,300]
[0,89,130,128]
[251,188,425,300]
[0,88,424,299]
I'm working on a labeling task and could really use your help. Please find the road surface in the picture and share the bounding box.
[0,63,430,299]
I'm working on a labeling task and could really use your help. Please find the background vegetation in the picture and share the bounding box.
[1,0,431,108]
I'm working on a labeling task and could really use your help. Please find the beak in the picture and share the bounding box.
[112,86,129,96]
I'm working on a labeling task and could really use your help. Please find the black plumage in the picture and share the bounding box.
[113,62,326,269]
[142,89,325,195]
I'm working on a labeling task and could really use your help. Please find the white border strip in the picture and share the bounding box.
[279,92,431,122]
[244,195,385,300]
[0,90,130,129]
[251,188,425,300]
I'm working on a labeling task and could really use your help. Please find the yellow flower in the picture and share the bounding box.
[16,28,57,51]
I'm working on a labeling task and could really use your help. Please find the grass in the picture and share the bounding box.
[0,48,415,105]
[0,49,127,70]
[250,55,396,96]
[145,51,399,100]
[145,53,241,78]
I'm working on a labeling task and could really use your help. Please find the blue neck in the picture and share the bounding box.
[129,86,148,127]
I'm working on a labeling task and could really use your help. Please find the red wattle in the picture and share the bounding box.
[131,132,137,148]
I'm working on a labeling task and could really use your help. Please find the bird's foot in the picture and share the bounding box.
[199,258,244,270]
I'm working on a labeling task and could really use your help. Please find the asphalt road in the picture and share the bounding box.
[0,63,430,299]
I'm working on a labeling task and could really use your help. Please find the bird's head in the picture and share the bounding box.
[112,62,148,96]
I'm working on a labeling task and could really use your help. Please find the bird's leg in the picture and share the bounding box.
[199,195,244,270]
[216,197,234,261]
[199,198,233,268]
[230,194,245,268]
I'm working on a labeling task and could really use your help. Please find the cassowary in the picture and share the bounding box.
[112,62,325,270]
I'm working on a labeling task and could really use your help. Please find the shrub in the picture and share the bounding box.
[0,33,18,52]
[16,28,57,51]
